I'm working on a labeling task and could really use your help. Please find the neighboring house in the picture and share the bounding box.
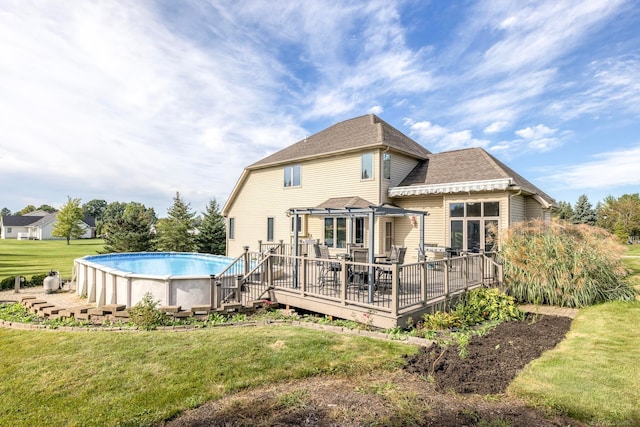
[223,114,554,260]
[0,211,96,240]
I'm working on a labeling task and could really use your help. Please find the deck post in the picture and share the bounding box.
[421,261,427,303]
[444,258,450,298]
[235,275,242,303]
[391,263,399,316]
[300,254,307,293]
[243,246,250,277]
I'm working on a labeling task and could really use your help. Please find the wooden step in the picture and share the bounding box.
[191,305,211,314]
[112,310,130,319]
[67,306,93,317]
[159,305,181,313]
[220,303,242,312]
[100,304,126,314]
[87,308,105,316]
[24,299,47,308]
[42,306,63,316]
[172,311,193,318]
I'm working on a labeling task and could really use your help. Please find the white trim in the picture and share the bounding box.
[388,178,513,197]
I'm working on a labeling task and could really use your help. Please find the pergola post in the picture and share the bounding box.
[367,211,375,303]
[293,213,300,288]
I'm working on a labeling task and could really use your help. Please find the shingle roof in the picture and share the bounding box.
[315,196,375,210]
[397,147,555,204]
[1,215,43,226]
[249,114,430,168]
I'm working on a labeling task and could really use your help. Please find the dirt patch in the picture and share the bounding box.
[404,314,573,395]
[162,315,581,427]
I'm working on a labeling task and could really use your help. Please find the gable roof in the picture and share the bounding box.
[391,147,555,207]
[249,114,431,169]
[1,215,43,227]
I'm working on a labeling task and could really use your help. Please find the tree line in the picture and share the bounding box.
[553,193,640,242]
[2,193,226,254]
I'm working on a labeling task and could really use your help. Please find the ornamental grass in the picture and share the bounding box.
[499,219,637,307]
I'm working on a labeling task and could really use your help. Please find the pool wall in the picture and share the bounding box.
[75,255,231,309]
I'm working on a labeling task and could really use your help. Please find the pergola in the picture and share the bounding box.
[286,202,430,302]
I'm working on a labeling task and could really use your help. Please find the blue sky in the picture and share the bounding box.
[1,0,639,216]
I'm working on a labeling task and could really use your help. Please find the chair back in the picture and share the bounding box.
[389,246,407,264]
[313,244,333,259]
[351,248,367,269]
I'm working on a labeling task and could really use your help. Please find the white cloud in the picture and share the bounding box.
[550,145,640,190]
[515,124,556,139]
[406,119,488,151]
[484,121,509,134]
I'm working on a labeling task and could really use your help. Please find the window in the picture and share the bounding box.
[383,153,391,180]
[361,153,373,180]
[228,218,235,240]
[7,227,11,233]
[354,217,365,244]
[449,202,500,251]
[291,216,301,233]
[267,217,274,242]
[324,217,347,248]
[284,165,301,187]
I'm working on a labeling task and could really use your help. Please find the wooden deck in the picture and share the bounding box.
[213,252,503,329]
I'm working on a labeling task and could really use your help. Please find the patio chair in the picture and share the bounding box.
[376,246,407,293]
[313,244,341,289]
[348,248,369,293]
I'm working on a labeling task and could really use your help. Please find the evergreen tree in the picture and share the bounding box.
[571,194,597,225]
[0,207,11,216]
[552,201,574,220]
[196,198,226,254]
[103,202,157,253]
[155,192,197,252]
[52,197,85,244]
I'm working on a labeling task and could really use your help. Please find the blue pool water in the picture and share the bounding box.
[82,252,235,276]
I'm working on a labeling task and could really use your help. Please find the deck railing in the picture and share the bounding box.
[209,251,501,319]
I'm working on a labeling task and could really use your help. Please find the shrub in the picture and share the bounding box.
[455,287,524,326]
[128,292,169,330]
[0,276,26,290]
[29,273,48,287]
[499,219,637,307]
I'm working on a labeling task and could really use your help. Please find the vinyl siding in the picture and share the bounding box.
[525,196,543,219]
[510,195,526,223]
[226,152,382,255]
[381,152,422,205]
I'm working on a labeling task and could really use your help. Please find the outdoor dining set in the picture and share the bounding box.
[312,243,407,293]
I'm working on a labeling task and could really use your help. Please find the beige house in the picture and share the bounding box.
[223,114,554,260]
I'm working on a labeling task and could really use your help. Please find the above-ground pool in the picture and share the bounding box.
[74,252,238,310]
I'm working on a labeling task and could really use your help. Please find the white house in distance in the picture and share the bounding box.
[223,114,554,260]
[0,210,95,240]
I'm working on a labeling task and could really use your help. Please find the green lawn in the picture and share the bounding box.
[0,239,104,280]
[510,246,640,426]
[0,326,415,426]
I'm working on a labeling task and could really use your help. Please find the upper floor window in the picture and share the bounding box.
[361,153,373,180]
[383,153,391,180]
[228,218,235,240]
[284,165,301,187]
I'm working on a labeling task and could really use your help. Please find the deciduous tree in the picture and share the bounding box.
[52,197,85,244]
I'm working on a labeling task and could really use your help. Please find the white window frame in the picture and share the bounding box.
[284,165,301,187]
[228,217,235,240]
[361,153,373,180]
